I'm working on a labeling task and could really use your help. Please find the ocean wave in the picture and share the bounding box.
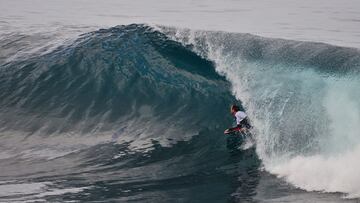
[1,23,359,201]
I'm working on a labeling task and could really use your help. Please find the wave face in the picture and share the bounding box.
[0,24,263,202]
[162,26,360,198]
[0,25,231,139]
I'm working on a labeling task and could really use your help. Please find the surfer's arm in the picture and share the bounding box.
[224,125,242,134]
[230,125,242,132]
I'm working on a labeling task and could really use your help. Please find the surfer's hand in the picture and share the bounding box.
[224,129,231,134]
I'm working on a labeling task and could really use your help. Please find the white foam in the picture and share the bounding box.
[0,181,89,202]
[167,29,360,198]
[266,78,360,198]
[269,144,360,198]
[0,182,50,196]
[34,186,89,198]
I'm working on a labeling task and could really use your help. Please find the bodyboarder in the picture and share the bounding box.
[224,104,252,134]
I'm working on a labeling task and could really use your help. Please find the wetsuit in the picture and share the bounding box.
[235,111,251,127]
[232,111,252,131]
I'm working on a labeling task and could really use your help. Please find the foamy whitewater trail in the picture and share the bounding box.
[162,26,360,198]
[270,145,360,199]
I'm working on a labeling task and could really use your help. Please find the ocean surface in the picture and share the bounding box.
[0,1,360,202]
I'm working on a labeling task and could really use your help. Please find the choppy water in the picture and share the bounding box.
[1,1,360,202]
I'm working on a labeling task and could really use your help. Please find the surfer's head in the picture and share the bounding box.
[230,104,240,115]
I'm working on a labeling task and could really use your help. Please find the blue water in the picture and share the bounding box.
[1,2,360,202]
[0,24,254,202]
